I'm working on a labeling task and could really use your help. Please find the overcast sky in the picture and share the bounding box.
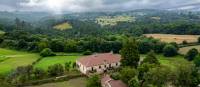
[1,0,200,13]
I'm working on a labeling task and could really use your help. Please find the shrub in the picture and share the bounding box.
[83,50,92,55]
[185,48,198,61]
[40,48,55,57]
[182,40,188,45]
[47,64,64,76]
[198,37,200,43]
[163,44,178,57]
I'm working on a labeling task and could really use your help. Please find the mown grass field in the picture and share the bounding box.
[27,77,87,87]
[179,45,200,55]
[34,55,81,70]
[53,22,72,30]
[0,48,40,75]
[144,34,200,44]
[96,16,135,26]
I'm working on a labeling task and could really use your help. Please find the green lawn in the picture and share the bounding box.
[27,77,87,87]
[0,48,40,75]
[34,55,81,70]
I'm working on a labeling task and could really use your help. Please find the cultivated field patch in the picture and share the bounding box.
[179,45,200,55]
[144,34,200,44]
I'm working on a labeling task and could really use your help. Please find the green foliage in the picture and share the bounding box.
[120,37,140,67]
[194,55,200,67]
[65,62,72,72]
[33,68,46,79]
[47,64,64,76]
[86,75,101,87]
[142,51,160,65]
[110,72,121,80]
[174,64,200,87]
[40,48,55,57]
[120,67,137,83]
[185,48,199,61]
[138,63,156,81]
[144,66,171,87]
[163,44,178,57]
[128,77,140,87]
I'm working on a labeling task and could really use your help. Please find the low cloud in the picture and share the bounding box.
[1,0,200,13]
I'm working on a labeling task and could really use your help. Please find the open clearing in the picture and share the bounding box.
[144,34,200,44]
[27,77,87,87]
[34,55,81,70]
[0,48,40,75]
[179,45,200,55]
[53,22,72,30]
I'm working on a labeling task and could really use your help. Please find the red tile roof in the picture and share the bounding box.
[77,53,121,67]
[101,75,127,87]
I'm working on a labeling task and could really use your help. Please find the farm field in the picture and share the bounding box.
[144,34,200,44]
[0,48,40,75]
[27,77,87,87]
[53,22,72,30]
[179,45,200,55]
[34,55,81,70]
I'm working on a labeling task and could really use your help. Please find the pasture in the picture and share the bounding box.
[27,77,87,87]
[179,45,200,55]
[0,48,40,75]
[34,55,80,70]
[144,34,200,44]
[53,22,72,30]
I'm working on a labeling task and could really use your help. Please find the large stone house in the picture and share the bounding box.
[76,53,121,74]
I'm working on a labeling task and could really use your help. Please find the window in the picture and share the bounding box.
[91,67,94,71]
[104,65,106,68]
[109,64,111,67]
[99,66,101,69]
[116,63,118,66]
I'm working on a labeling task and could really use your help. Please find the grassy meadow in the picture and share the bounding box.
[34,55,81,70]
[0,48,40,75]
[53,22,72,30]
[144,34,200,44]
[179,45,200,54]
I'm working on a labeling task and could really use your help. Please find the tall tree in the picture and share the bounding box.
[142,51,160,65]
[120,37,140,67]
